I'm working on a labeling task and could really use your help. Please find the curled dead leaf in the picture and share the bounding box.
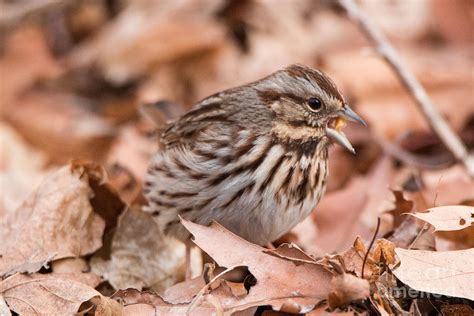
[90,207,198,292]
[0,164,106,276]
[371,239,396,265]
[0,273,121,315]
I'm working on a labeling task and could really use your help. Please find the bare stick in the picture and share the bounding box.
[361,217,380,279]
[338,0,474,177]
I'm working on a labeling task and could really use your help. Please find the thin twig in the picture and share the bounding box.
[338,0,474,178]
[187,264,244,314]
[361,217,381,279]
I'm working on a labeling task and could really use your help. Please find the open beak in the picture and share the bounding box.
[325,104,366,154]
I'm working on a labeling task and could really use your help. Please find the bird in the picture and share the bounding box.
[143,64,366,247]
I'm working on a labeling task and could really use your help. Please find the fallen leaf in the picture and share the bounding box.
[90,207,200,292]
[327,274,370,309]
[385,190,414,229]
[440,304,474,316]
[263,243,317,265]
[112,287,216,315]
[0,294,11,316]
[435,226,474,251]
[181,219,333,314]
[105,163,142,206]
[4,91,115,164]
[123,304,155,316]
[419,165,474,207]
[0,164,105,276]
[112,288,166,306]
[393,248,474,300]
[0,273,121,315]
[0,122,47,217]
[0,26,61,109]
[46,272,102,289]
[70,0,226,84]
[371,239,396,265]
[409,206,474,231]
[106,124,156,184]
[91,295,124,316]
[313,156,395,254]
[163,277,206,304]
[320,237,396,280]
[51,257,88,274]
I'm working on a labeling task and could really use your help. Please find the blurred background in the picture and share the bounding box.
[0,0,473,287]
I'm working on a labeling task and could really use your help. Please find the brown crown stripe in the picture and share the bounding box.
[285,64,344,103]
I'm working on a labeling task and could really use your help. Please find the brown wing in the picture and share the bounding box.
[160,95,234,148]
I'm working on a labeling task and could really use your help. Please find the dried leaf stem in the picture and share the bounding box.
[338,0,474,177]
[361,217,380,279]
[187,264,245,314]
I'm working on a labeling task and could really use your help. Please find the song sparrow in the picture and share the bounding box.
[144,64,365,246]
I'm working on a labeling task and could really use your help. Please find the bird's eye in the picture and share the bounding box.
[306,97,323,112]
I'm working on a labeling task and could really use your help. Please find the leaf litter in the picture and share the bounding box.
[1,0,473,315]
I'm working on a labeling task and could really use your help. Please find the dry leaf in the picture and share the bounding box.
[264,243,317,264]
[51,257,88,274]
[435,226,474,251]
[4,91,115,164]
[409,206,474,231]
[70,0,225,84]
[393,248,474,300]
[314,156,395,254]
[181,219,333,314]
[0,122,47,217]
[106,124,156,184]
[91,207,199,292]
[0,273,121,315]
[0,26,62,108]
[112,288,215,315]
[371,239,396,265]
[123,304,155,316]
[328,274,370,309]
[440,304,474,316]
[163,276,206,304]
[385,190,414,229]
[0,164,105,277]
[419,166,474,207]
[0,294,11,316]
